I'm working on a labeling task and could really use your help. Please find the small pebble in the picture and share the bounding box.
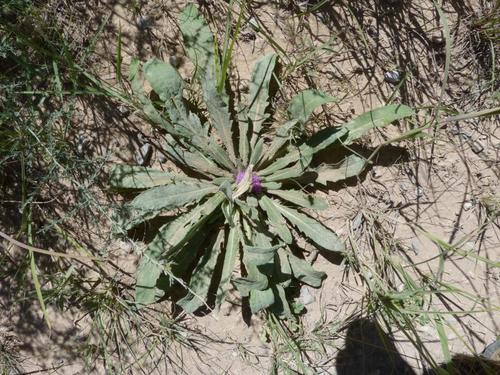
[300,286,315,306]
[470,140,484,154]
[117,105,130,116]
[351,212,364,230]
[411,240,419,254]
[135,15,153,30]
[169,55,181,68]
[371,167,383,179]
[158,153,167,163]
[431,35,445,47]
[134,143,152,166]
[240,27,256,42]
[384,70,402,84]
[76,135,90,156]
[415,186,424,198]
[463,201,474,211]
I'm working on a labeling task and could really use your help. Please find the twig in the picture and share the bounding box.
[0,230,104,262]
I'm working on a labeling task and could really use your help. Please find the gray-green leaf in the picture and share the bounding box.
[177,229,224,313]
[179,4,215,79]
[315,154,367,185]
[109,165,175,189]
[135,193,225,306]
[248,53,277,147]
[249,288,275,314]
[273,201,344,253]
[215,215,241,307]
[129,182,217,212]
[259,196,293,244]
[287,253,326,287]
[342,104,414,144]
[288,89,336,124]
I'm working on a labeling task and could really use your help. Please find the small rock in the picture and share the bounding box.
[299,286,315,306]
[169,55,182,68]
[117,104,130,116]
[296,0,312,10]
[411,240,419,254]
[470,140,484,154]
[384,70,402,84]
[463,201,474,211]
[158,153,167,163]
[416,186,424,198]
[240,27,256,42]
[459,132,472,141]
[366,25,378,39]
[371,167,383,179]
[134,143,152,166]
[135,15,153,30]
[76,134,90,156]
[449,124,461,136]
[430,34,445,48]
[351,212,364,230]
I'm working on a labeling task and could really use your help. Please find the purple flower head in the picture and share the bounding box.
[251,173,262,193]
[235,170,262,194]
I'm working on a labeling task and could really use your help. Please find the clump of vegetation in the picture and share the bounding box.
[110,4,414,315]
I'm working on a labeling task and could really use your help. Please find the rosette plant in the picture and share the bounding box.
[110,4,414,315]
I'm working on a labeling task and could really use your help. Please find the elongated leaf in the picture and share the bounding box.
[163,135,229,177]
[287,253,326,287]
[243,244,280,266]
[115,205,164,232]
[261,181,282,190]
[260,105,414,175]
[177,229,224,313]
[135,246,164,307]
[259,196,292,244]
[248,53,277,147]
[232,277,268,297]
[162,193,226,258]
[143,58,185,117]
[144,60,206,137]
[315,154,366,185]
[179,4,215,79]
[202,66,237,164]
[249,288,275,313]
[262,162,305,182]
[271,285,292,317]
[135,193,225,306]
[259,119,298,165]
[129,181,217,211]
[129,58,146,100]
[259,144,313,176]
[268,189,328,210]
[238,107,250,165]
[275,248,293,287]
[142,101,180,135]
[129,60,182,136]
[249,137,265,166]
[342,104,414,144]
[288,89,336,124]
[274,201,344,253]
[109,165,174,189]
[215,214,241,306]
